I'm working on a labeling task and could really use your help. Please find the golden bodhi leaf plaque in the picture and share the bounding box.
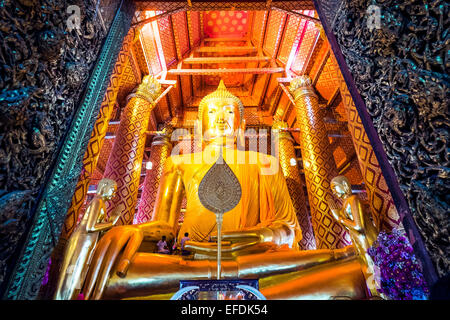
[198,148,242,279]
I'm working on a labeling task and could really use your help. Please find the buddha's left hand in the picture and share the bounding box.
[184,222,295,257]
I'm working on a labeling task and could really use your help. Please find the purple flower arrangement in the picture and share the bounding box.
[41,257,51,287]
[368,229,429,300]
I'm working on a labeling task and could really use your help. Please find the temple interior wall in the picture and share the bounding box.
[321,0,448,277]
[0,0,122,295]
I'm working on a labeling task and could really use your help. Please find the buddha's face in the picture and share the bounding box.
[202,98,240,143]
[330,176,351,200]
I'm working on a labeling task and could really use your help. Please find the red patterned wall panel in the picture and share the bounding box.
[315,55,341,100]
[305,37,324,76]
[308,39,330,80]
[251,10,267,47]
[90,168,104,186]
[278,15,302,65]
[116,56,139,107]
[188,11,202,47]
[344,165,365,187]
[290,11,319,74]
[172,11,190,58]
[263,10,287,57]
[134,40,150,75]
[94,138,115,178]
[334,99,348,122]
[157,16,177,67]
[333,145,346,167]
[204,11,249,38]
[200,11,204,39]
[140,23,163,75]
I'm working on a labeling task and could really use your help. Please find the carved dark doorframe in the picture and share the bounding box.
[2,1,135,300]
[313,0,438,286]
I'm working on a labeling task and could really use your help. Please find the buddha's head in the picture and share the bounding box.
[330,176,352,200]
[197,80,245,145]
[96,178,117,200]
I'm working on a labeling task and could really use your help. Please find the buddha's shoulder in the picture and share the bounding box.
[166,153,203,166]
[167,153,192,164]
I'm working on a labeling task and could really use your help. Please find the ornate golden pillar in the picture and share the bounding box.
[102,76,162,225]
[335,60,400,231]
[134,125,173,224]
[273,120,316,250]
[289,76,350,249]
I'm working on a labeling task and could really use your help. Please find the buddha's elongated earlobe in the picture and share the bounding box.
[238,119,246,149]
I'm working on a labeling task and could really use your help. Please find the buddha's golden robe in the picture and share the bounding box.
[165,145,303,249]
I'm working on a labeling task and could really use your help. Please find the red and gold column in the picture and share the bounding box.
[334,57,400,231]
[273,120,316,250]
[134,125,173,224]
[289,76,350,249]
[102,75,162,225]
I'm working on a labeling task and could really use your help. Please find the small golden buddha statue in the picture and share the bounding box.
[54,178,122,300]
[329,175,380,296]
[79,81,368,300]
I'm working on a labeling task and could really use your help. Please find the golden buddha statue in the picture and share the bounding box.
[79,81,369,300]
[54,178,122,300]
[328,175,380,296]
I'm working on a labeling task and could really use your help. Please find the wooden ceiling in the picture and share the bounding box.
[129,3,322,129]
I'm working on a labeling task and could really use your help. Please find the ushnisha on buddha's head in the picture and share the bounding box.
[330,176,352,200]
[197,80,245,145]
[96,178,117,200]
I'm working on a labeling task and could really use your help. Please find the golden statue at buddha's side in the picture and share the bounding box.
[328,176,378,266]
[54,178,122,300]
[328,175,380,296]
[78,81,369,300]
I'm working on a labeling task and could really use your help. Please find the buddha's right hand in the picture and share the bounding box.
[80,220,175,300]
[80,225,143,300]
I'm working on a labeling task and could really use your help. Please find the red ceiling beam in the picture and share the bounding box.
[271,6,320,24]
[168,67,284,75]
[195,46,257,53]
[183,56,270,64]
